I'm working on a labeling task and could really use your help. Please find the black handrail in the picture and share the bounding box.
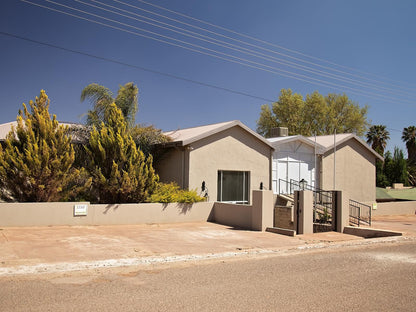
[279,179,334,227]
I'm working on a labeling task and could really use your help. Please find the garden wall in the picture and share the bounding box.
[0,191,274,231]
[0,201,215,227]
[373,201,416,216]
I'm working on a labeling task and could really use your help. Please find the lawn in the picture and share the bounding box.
[377,187,416,201]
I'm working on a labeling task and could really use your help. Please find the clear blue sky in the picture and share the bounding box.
[1,0,415,154]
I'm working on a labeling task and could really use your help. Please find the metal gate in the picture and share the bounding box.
[313,190,336,233]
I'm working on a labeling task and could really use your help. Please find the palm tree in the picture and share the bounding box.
[366,125,390,156]
[81,82,138,128]
[402,126,416,163]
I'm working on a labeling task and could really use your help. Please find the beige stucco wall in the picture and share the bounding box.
[213,202,252,229]
[155,147,189,189]
[321,139,376,203]
[213,190,274,230]
[372,201,416,216]
[0,191,274,231]
[0,202,214,227]
[187,126,272,203]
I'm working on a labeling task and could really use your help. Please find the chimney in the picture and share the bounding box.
[270,127,288,138]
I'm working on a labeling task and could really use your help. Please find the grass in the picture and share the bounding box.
[377,187,416,201]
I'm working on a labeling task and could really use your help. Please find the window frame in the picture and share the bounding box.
[217,170,250,204]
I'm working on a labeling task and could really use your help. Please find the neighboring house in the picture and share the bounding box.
[267,128,383,204]
[157,120,274,204]
[0,121,82,143]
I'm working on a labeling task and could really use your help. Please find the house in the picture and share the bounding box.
[268,134,324,194]
[1,118,381,205]
[156,120,274,204]
[313,133,383,204]
[0,121,83,142]
[267,128,383,204]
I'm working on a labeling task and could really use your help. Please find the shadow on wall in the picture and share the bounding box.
[103,204,120,214]
[162,203,193,215]
[103,203,195,215]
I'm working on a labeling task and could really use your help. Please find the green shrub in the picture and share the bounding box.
[149,182,205,204]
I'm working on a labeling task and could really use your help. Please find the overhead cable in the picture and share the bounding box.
[135,0,415,89]
[0,31,275,102]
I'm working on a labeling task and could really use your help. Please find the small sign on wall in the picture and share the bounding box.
[74,204,88,216]
[372,203,377,210]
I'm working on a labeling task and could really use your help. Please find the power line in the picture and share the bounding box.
[0,31,275,102]
[135,0,416,90]
[78,0,416,99]
[20,0,416,105]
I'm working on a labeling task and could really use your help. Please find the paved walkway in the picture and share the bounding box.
[0,215,415,275]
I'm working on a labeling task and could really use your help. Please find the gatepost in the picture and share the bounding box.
[251,190,274,231]
[334,190,350,233]
[294,190,313,234]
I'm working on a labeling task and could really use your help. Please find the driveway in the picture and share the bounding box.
[0,222,363,274]
[0,216,414,275]
[371,214,416,236]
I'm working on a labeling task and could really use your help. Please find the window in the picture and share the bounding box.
[217,171,250,204]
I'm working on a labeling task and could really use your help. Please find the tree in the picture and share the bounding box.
[384,148,407,185]
[366,125,390,156]
[85,103,158,203]
[402,126,416,164]
[257,89,368,137]
[0,90,80,202]
[81,82,138,128]
[80,82,170,161]
[130,124,171,158]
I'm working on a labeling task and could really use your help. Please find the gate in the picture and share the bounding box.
[279,179,337,233]
[313,190,336,233]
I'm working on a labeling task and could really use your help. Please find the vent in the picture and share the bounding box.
[270,127,288,137]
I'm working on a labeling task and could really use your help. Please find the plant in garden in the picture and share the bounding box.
[81,82,139,129]
[80,82,170,161]
[0,90,86,202]
[85,103,158,203]
[148,182,205,204]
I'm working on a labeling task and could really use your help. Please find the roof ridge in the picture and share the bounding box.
[164,120,236,133]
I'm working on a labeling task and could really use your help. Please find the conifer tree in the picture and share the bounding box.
[86,103,158,203]
[0,90,78,202]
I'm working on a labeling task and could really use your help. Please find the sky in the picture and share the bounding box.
[1,0,415,154]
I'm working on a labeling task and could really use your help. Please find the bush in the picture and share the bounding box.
[149,182,205,204]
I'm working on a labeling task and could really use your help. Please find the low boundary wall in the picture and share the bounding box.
[0,202,215,227]
[0,190,274,231]
[213,202,252,229]
[373,201,416,216]
[212,190,274,231]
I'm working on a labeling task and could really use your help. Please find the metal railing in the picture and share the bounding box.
[278,179,322,195]
[349,199,371,227]
[278,179,335,230]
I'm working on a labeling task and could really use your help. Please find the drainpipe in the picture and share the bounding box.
[333,130,336,190]
[181,147,185,189]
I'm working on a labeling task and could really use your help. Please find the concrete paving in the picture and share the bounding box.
[371,214,416,236]
[0,215,415,276]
